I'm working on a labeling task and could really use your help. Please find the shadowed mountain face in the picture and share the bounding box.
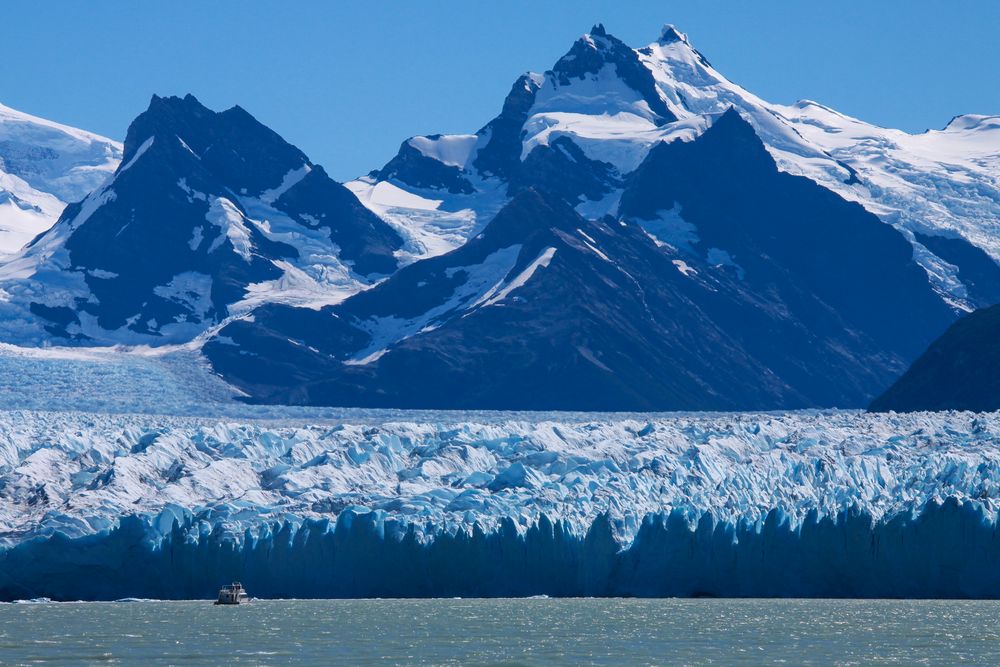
[10,94,402,343]
[619,108,957,366]
[206,111,956,410]
[870,304,1000,413]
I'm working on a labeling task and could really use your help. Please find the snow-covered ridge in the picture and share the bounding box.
[4,408,1000,549]
[0,102,121,254]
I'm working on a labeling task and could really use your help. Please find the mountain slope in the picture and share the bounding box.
[210,188,797,410]
[0,102,121,253]
[206,111,955,410]
[0,95,402,345]
[869,304,1000,412]
[619,108,954,366]
[349,24,1000,312]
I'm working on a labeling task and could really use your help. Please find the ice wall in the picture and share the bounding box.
[3,408,1000,599]
[2,499,999,600]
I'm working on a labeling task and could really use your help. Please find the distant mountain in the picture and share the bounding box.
[350,24,1000,314]
[0,23,997,412]
[206,110,954,410]
[869,304,1000,412]
[0,102,121,253]
[0,95,402,345]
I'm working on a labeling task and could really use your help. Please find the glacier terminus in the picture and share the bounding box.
[2,408,1000,599]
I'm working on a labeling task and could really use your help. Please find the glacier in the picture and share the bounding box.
[4,407,1000,599]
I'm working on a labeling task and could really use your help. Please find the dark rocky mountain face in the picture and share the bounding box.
[123,94,305,197]
[208,188,790,410]
[619,108,957,365]
[869,304,1000,412]
[23,94,401,341]
[472,74,542,180]
[508,136,620,203]
[371,138,475,195]
[206,111,958,410]
[272,164,402,276]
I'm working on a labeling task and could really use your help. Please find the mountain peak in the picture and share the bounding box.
[146,93,207,113]
[647,23,713,68]
[701,106,768,155]
[478,186,581,248]
[122,94,312,196]
[658,24,687,44]
[547,24,677,126]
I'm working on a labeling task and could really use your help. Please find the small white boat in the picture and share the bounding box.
[214,582,249,605]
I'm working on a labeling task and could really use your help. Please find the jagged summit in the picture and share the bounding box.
[125,93,311,197]
[657,24,687,44]
[550,24,671,118]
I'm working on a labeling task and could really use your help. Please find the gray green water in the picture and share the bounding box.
[1,598,998,665]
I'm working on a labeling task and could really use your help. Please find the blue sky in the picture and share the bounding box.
[4,1,998,181]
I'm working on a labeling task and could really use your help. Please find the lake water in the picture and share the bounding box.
[1,598,998,665]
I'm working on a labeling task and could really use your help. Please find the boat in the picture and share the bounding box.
[214,582,249,605]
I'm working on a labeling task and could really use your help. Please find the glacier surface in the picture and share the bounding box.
[4,407,1000,598]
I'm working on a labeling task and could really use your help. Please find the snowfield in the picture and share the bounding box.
[0,102,121,254]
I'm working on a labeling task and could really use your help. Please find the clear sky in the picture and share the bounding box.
[3,1,998,181]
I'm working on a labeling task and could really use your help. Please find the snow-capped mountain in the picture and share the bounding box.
[0,23,995,412]
[0,102,121,253]
[207,110,954,410]
[350,24,1000,312]
[0,95,402,345]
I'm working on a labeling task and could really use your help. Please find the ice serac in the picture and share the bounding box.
[0,102,122,253]
[351,24,1000,313]
[3,409,1000,599]
[0,94,402,345]
[208,111,955,410]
